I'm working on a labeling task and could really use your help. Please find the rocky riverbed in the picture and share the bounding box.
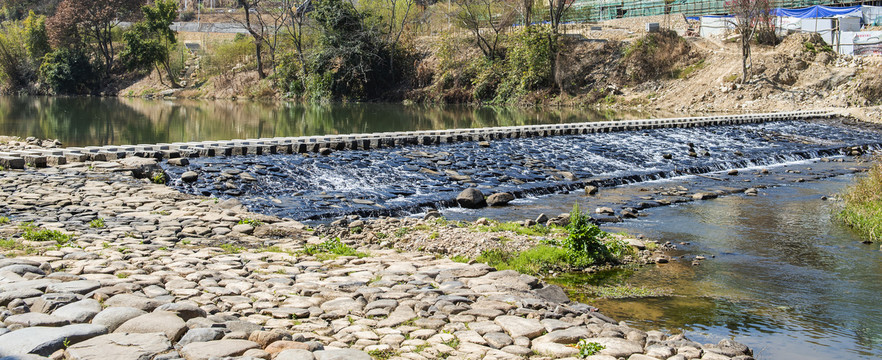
[0,161,757,360]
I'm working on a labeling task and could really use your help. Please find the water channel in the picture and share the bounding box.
[442,162,882,360]
[3,96,880,359]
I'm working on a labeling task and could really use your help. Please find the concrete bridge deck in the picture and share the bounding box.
[0,110,835,169]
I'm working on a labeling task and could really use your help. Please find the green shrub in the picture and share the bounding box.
[562,204,613,267]
[493,25,555,103]
[623,30,695,83]
[39,48,96,94]
[309,0,399,100]
[0,20,33,90]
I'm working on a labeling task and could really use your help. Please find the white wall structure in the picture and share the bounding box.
[840,31,882,56]
[699,16,732,37]
[801,18,834,44]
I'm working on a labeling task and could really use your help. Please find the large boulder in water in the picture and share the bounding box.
[487,192,515,206]
[456,188,486,209]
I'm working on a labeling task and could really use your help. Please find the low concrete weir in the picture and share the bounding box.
[0,110,834,169]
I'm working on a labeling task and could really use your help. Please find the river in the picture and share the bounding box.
[2,96,880,359]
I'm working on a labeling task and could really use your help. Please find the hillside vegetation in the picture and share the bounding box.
[3,1,882,120]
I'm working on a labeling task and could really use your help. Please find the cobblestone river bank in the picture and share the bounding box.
[0,161,755,360]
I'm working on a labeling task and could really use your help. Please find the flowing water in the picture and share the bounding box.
[163,119,881,221]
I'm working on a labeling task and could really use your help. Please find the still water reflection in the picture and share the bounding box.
[577,176,882,360]
[0,96,644,147]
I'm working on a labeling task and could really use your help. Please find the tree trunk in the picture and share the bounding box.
[255,41,265,79]
[741,38,750,84]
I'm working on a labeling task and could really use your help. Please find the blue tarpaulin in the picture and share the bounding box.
[773,5,862,19]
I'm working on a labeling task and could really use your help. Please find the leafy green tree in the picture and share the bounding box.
[46,0,144,75]
[23,10,50,63]
[0,22,31,90]
[121,0,180,87]
[311,0,393,100]
[39,48,95,94]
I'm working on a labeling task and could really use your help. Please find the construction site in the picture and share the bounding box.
[568,0,882,21]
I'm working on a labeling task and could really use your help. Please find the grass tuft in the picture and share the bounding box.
[303,238,368,259]
[839,160,882,242]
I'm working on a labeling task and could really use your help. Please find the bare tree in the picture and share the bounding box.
[284,0,310,85]
[383,0,416,72]
[453,0,516,60]
[254,0,290,72]
[233,0,267,78]
[521,0,533,28]
[547,0,574,35]
[726,0,771,84]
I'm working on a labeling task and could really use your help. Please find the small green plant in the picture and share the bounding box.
[0,216,9,224]
[350,226,363,234]
[575,339,604,357]
[238,218,263,227]
[62,338,71,349]
[116,272,130,279]
[804,41,816,53]
[151,172,166,184]
[442,337,460,349]
[20,222,73,245]
[429,231,439,240]
[450,255,470,263]
[303,238,368,258]
[394,227,410,237]
[366,349,397,360]
[89,218,105,228]
[723,73,739,83]
[102,242,110,248]
[375,232,388,239]
[150,210,170,215]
